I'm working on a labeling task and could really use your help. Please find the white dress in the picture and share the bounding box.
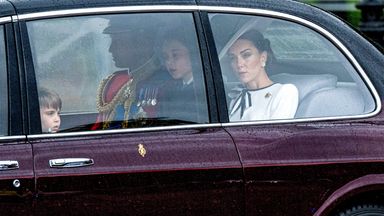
[229,83,299,121]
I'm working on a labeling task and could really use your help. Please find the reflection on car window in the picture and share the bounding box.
[0,26,7,135]
[28,13,209,133]
[209,13,375,122]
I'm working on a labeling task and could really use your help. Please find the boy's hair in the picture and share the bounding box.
[38,87,62,110]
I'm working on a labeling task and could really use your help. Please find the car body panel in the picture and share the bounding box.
[31,127,243,215]
[196,1,384,215]
[0,0,382,215]
[0,138,33,216]
[315,173,384,216]
[225,111,384,215]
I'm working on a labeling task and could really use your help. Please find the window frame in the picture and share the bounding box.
[19,20,40,135]
[5,20,24,136]
[200,7,381,126]
[20,7,220,136]
[18,5,381,137]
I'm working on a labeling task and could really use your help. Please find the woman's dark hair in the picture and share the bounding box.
[237,29,276,68]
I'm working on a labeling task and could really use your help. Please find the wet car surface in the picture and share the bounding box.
[0,0,383,215]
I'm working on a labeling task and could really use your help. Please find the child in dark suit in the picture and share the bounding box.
[158,30,207,123]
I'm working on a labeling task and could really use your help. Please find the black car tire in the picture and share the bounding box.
[337,204,384,216]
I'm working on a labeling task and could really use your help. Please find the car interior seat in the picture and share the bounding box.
[270,73,366,118]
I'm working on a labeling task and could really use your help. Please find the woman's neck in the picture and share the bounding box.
[246,72,273,89]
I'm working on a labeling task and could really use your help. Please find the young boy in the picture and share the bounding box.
[38,88,62,133]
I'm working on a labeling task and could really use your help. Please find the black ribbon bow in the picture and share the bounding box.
[231,88,252,119]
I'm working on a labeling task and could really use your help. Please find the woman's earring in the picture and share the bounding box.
[261,61,266,68]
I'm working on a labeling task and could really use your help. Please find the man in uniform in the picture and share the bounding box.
[92,15,166,130]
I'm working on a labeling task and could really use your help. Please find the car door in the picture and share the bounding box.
[207,9,382,216]
[0,15,34,215]
[21,9,243,216]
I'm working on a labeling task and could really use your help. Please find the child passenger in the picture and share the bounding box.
[38,88,62,133]
[158,29,202,123]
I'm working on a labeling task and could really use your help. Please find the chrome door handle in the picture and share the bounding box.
[0,160,19,170]
[49,158,94,168]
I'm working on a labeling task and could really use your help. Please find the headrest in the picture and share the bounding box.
[270,73,337,101]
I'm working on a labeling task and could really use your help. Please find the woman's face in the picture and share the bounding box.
[162,40,193,82]
[228,39,267,86]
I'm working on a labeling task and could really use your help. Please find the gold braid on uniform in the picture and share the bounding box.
[97,56,157,129]
[96,74,133,113]
[96,73,133,129]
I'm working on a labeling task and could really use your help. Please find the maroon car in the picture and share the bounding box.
[0,0,383,215]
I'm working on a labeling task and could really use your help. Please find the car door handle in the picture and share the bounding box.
[49,158,94,168]
[0,160,19,170]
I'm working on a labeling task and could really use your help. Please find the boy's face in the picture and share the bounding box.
[40,106,61,133]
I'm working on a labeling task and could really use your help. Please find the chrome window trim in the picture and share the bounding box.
[0,17,11,24]
[17,5,380,134]
[27,123,221,139]
[15,5,199,21]
[61,111,99,116]
[0,135,26,142]
[221,116,370,128]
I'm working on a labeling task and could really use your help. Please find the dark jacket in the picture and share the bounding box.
[158,79,206,124]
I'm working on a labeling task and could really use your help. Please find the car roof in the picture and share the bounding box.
[3,0,313,14]
[0,0,347,32]
[4,0,196,14]
[0,0,15,16]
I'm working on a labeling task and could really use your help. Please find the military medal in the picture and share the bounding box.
[150,88,158,106]
[142,88,149,106]
[146,88,152,105]
[137,88,144,107]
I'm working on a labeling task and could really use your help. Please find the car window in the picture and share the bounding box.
[0,26,7,135]
[209,13,375,122]
[27,13,209,133]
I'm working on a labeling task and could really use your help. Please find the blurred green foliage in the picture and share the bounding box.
[299,0,361,27]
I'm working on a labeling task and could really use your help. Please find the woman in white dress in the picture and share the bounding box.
[228,30,299,121]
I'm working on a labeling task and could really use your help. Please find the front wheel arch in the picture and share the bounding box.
[334,204,384,216]
[315,175,384,216]
[327,190,384,216]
